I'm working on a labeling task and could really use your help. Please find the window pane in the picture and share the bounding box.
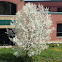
[57,24,62,36]
[57,24,62,32]
[0,1,16,15]
[57,8,62,12]
[11,3,16,15]
[57,33,62,36]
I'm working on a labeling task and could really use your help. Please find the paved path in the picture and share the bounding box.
[0,46,13,48]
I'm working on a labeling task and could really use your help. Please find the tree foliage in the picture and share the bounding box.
[6,3,54,57]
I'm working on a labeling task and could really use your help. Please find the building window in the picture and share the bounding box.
[57,8,62,12]
[0,1,16,15]
[0,29,14,46]
[57,24,62,37]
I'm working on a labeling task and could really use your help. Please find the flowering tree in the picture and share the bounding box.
[6,2,54,61]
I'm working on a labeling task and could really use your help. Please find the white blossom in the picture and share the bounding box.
[6,3,54,57]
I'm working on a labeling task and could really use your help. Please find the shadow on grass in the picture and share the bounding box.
[0,53,33,62]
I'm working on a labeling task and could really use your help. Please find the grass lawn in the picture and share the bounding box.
[0,44,62,62]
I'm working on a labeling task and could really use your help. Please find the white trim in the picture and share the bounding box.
[0,25,14,28]
[48,42,62,44]
[0,15,16,17]
[56,36,62,38]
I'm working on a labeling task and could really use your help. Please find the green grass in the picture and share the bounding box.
[0,44,62,62]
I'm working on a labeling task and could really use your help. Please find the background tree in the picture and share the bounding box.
[6,3,54,61]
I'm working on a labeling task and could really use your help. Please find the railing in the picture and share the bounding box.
[0,20,11,25]
[0,12,62,15]
[48,12,62,14]
[20,0,22,1]
[57,32,62,33]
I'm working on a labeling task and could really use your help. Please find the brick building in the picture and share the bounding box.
[0,0,62,45]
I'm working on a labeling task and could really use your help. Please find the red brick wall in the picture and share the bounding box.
[25,2,62,12]
[51,14,62,41]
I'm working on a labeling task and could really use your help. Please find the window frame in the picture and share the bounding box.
[56,23,62,37]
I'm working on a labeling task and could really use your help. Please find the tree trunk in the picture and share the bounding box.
[24,51,28,62]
